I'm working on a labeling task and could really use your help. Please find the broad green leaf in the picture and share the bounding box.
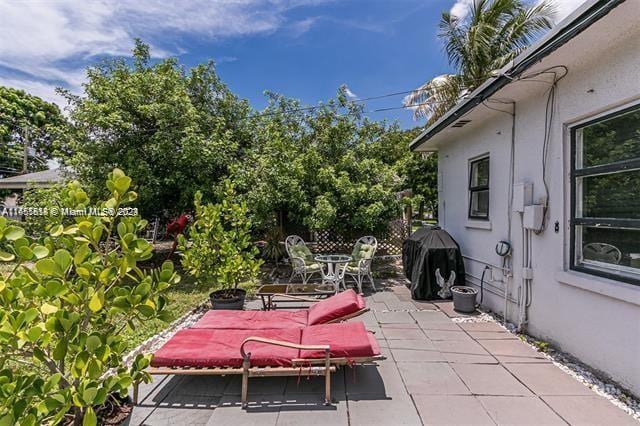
[17,246,34,260]
[41,303,58,315]
[50,224,64,237]
[82,406,97,426]
[53,249,72,272]
[114,176,132,193]
[52,337,68,361]
[85,335,101,353]
[88,290,104,312]
[0,251,15,262]
[4,226,25,241]
[32,245,49,259]
[35,259,63,277]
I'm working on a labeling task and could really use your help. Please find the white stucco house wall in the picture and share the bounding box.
[411,0,640,396]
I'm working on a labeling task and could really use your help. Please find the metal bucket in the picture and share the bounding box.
[451,286,478,313]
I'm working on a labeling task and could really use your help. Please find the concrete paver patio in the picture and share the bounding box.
[128,282,637,425]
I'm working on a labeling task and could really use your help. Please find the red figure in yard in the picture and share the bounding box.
[165,214,191,259]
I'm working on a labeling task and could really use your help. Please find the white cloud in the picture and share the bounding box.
[0,0,330,105]
[449,0,589,22]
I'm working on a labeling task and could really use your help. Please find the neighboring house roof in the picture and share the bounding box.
[410,0,626,151]
[0,169,62,189]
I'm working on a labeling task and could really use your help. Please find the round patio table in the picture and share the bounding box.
[314,254,352,293]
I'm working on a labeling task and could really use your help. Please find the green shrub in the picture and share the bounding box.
[0,169,179,425]
[179,181,262,295]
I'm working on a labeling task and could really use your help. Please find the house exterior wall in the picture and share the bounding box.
[436,34,640,395]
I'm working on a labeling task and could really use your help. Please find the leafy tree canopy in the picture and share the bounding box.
[0,86,68,178]
[60,39,252,219]
[231,89,436,235]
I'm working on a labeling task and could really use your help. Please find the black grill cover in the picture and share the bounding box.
[403,226,466,300]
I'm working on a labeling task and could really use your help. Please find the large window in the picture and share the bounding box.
[571,105,640,284]
[468,156,490,220]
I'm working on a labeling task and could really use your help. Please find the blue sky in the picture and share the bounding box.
[0,0,585,129]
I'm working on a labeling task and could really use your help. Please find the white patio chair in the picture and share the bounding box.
[345,236,377,293]
[284,235,321,284]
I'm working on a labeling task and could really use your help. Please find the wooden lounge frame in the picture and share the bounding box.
[138,336,385,408]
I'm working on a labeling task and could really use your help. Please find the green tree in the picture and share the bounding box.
[232,90,410,236]
[0,86,68,178]
[0,169,179,425]
[60,40,252,219]
[405,0,555,123]
[179,182,262,295]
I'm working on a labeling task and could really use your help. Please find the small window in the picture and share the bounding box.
[468,156,490,220]
[571,104,640,285]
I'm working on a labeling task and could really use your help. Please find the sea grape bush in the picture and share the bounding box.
[0,169,179,425]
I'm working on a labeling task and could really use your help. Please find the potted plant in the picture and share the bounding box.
[451,286,478,313]
[179,181,262,310]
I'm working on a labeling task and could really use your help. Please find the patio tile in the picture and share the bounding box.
[478,396,566,425]
[541,396,638,425]
[384,300,418,310]
[168,375,230,397]
[417,321,462,331]
[275,393,348,425]
[433,340,498,364]
[345,352,407,397]
[411,300,439,311]
[368,302,389,311]
[478,339,547,362]
[351,310,378,327]
[503,364,593,395]
[458,322,508,332]
[423,329,473,341]
[451,364,532,396]
[391,348,445,363]
[374,310,416,324]
[381,326,428,340]
[224,376,288,397]
[348,393,422,426]
[284,371,345,395]
[206,396,280,426]
[128,405,156,426]
[410,310,452,325]
[434,301,480,318]
[387,339,437,351]
[397,362,471,395]
[133,375,170,405]
[142,376,184,407]
[144,395,218,425]
[468,331,519,340]
[371,291,402,303]
[412,395,495,425]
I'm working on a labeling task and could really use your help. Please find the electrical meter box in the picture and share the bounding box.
[523,205,544,231]
[513,182,533,212]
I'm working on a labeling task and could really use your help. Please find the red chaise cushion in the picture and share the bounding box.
[151,328,302,368]
[300,322,380,359]
[306,289,363,325]
[191,309,308,330]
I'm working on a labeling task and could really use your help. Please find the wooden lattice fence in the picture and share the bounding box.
[308,219,408,257]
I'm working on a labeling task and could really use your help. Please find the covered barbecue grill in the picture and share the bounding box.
[403,226,466,300]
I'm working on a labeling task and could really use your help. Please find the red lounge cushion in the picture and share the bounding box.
[300,322,381,359]
[191,309,308,330]
[151,328,302,368]
[307,290,362,325]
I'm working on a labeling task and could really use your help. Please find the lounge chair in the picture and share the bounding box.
[142,321,384,407]
[191,289,367,330]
